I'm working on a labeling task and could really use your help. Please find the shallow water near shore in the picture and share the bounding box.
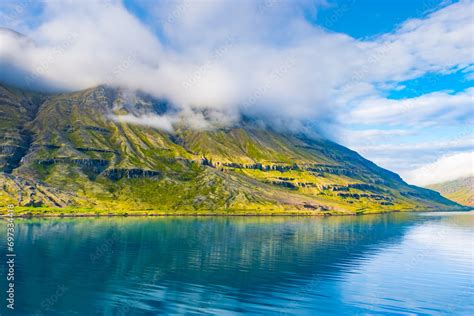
[0,211,473,315]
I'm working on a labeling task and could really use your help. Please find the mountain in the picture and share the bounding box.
[427,177,473,207]
[0,83,464,215]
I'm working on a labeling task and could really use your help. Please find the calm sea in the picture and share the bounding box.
[0,211,473,315]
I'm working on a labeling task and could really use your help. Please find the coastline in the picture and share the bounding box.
[0,206,470,219]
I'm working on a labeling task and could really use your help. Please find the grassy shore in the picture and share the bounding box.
[0,205,469,218]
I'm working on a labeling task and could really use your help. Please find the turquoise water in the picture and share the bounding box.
[0,211,473,315]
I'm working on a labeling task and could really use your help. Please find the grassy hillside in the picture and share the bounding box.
[0,83,464,215]
[427,177,473,206]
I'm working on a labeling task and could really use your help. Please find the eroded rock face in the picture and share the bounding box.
[348,183,385,193]
[265,180,298,190]
[0,143,27,171]
[0,173,77,207]
[0,126,34,173]
[337,192,393,202]
[36,158,109,174]
[0,85,43,174]
[307,165,355,177]
[102,168,161,180]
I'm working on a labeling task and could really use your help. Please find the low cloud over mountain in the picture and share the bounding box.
[0,0,473,180]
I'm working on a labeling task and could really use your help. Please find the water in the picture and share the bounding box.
[0,211,473,315]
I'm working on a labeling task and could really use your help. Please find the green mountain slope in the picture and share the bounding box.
[427,177,473,206]
[0,84,464,215]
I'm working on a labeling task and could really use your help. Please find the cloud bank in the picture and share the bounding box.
[403,151,474,186]
[0,0,472,130]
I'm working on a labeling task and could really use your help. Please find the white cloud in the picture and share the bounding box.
[374,0,473,78]
[346,88,474,126]
[355,134,474,154]
[111,113,176,133]
[339,128,474,178]
[402,151,474,186]
[0,0,472,130]
[339,128,415,144]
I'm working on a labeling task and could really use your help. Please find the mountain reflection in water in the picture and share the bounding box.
[0,211,473,315]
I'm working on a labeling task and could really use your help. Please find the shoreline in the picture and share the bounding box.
[0,206,470,219]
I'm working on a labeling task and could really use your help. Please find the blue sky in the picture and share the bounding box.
[315,0,450,38]
[0,0,472,185]
[316,0,473,184]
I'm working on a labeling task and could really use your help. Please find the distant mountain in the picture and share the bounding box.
[427,177,473,206]
[0,83,464,214]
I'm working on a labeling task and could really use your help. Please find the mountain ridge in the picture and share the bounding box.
[427,176,473,207]
[0,82,465,215]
